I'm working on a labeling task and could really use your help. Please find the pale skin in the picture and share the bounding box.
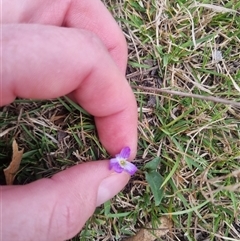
[1,1,138,240]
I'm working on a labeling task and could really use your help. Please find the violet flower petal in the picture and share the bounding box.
[110,158,124,173]
[109,147,137,176]
[123,161,138,175]
[119,147,130,159]
[109,158,119,169]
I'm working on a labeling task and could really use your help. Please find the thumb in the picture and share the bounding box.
[2,160,130,241]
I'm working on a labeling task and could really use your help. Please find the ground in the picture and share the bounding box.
[0,0,240,240]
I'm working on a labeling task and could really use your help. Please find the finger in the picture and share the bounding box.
[64,0,128,73]
[2,161,130,241]
[1,24,137,157]
[1,0,128,72]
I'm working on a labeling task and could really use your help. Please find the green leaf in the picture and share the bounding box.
[145,171,164,206]
[128,61,152,68]
[104,200,111,216]
[144,157,161,171]
[105,212,131,218]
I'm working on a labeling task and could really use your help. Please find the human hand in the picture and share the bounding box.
[1,1,138,240]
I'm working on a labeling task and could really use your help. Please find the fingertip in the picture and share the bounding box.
[97,171,130,206]
[95,99,138,160]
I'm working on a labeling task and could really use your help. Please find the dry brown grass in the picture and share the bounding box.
[1,0,240,240]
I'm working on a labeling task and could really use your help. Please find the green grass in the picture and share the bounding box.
[1,0,240,240]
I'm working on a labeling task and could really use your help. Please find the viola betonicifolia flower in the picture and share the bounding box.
[109,147,137,175]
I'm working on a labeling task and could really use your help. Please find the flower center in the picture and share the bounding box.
[120,159,126,167]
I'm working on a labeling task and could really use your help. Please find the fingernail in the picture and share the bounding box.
[96,172,130,206]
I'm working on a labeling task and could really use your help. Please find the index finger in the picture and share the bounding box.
[1,24,137,157]
[1,0,128,72]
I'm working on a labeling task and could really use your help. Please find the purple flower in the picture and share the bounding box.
[109,147,137,175]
